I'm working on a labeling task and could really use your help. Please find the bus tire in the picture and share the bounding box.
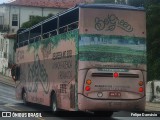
[94,111,113,117]
[51,93,58,113]
[22,91,28,105]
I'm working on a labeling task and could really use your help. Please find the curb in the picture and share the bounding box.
[145,102,160,111]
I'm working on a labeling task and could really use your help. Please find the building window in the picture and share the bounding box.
[12,14,18,26]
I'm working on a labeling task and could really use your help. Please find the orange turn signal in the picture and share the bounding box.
[86,79,92,85]
[139,81,143,86]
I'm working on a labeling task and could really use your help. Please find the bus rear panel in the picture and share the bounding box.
[77,4,146,112]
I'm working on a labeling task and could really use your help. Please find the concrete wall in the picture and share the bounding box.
[146,80,160,102]
[0,32,15,67]
[146,81,153,102]
[8,39,15,64]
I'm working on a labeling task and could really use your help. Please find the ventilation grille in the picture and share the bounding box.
[92,73,139,78]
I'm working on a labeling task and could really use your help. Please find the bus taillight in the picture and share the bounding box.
[85,86,90,91]
[113,72,119,78]
[139,87,143,92]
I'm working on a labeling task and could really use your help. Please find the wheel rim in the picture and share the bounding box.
[52,101,57,112]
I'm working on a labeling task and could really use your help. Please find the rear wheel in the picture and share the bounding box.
[51,93,58,113]
[22,91,28,105]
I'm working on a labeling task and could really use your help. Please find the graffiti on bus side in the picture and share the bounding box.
[95,14,133,32]
[30,96,44,104]
[17,50,24,62]
[27,54,49,94]
[52,50,73,80]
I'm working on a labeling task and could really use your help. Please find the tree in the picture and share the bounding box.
[116,0,127,4]
[128,0,145,7]
[21,14,54,28]
[146,2,160,81]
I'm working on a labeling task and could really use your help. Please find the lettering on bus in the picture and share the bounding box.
[52,50,73,80]
[17,50,24,62]
[95,14,133,32]
[52,50,72,60]
[95,85,130,90]
[27,54,50,94]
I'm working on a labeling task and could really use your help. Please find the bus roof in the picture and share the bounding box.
[78,4,144,11]
[18,4,144,35]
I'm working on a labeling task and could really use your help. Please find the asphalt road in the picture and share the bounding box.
[0,83,159,120]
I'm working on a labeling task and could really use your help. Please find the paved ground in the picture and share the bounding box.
[0,74,160,112]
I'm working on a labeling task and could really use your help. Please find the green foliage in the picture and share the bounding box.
[21,16,44,28]
[146,2,160,81]
[21,14,54,28]
[116,0,127,4]
[128,0,145,7]
[128,0,160,81]
[28,29,78,52]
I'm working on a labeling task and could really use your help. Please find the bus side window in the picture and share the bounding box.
[59,26,67,34]
[50,30,57,37]
[42,18,57,39]
[59,8,79,34]
[68,22,78,31]
[18,30,29,47]
[30,25,41,42]
[43,33,49,39]
[24,40,28,46]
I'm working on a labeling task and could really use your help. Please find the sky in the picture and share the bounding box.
[0,0,15,4]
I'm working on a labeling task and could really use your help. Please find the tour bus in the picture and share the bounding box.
[12,4,146,116]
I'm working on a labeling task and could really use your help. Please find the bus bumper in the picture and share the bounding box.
[78,94,146,111]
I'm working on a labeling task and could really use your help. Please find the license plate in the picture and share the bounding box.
[109,92,121,97]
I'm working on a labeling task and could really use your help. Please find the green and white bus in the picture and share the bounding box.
[12,4,146,116]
